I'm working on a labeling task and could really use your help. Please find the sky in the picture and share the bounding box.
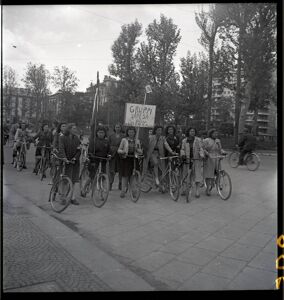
[3,4,210,93]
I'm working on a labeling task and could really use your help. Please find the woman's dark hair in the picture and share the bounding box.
[165,125,176,136]
[153,125,164,135]
[208,128,217,138]
[41,123,49,131]
[126,126,136,137]
[113,123,122,131]
[186,127,197,137]
[57,122,67,134]
[96,126,107,136]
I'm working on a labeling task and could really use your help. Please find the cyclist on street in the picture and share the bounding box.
[238,127,257,165]
[143,125,177,186]
[180,127,204,198]
[203,129,226,196]
[87,126,111,180]
[108,123,124,191]
[117,126,143,198]
[32,123,53,177]
[12,121,30,168]
[58,123,81,205]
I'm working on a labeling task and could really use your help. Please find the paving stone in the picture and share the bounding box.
[158,240,195,255]
[238,231,273,247]
[177,247,219,266]
[132,251,175,272]
[213,225,249,240]
[227,267,277,290]
[153,260,200,284]
[220,243,262,261]
[178,229,211,245]
[195,236,235,252]
[201,256,247,279]
[177,272,231,291]
[248,251,277,272]
[262,238,278,254]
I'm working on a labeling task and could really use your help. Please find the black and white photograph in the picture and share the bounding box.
[1,3,281,293]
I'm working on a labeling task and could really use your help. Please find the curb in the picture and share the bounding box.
[3,185,155,291]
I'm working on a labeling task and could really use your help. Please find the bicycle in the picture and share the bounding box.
[178,158,203,203]
[228,146,260,171]
[14,140,27,171]
[80,155,111,208]
[79,142,90,196]
[48,153,74,213]
[205,154,232,200]
[36,145,52,181]
[124,154,144,203]
[140,155,180,201]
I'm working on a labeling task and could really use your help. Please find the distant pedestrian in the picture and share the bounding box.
[238,128,257,165]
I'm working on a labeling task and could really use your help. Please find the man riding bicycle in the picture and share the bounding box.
[238,128,257,165]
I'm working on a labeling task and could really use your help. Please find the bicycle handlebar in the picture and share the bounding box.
[159,155,180,160]
[37,146,52,149]
[91,155,111,160]
[51,153,74,164]
[126,154,144,159]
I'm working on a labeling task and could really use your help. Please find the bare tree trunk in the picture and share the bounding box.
[238,81,252,139]
[206,41,214,131]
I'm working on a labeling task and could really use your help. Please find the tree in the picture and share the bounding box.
[239,3,277,135]
[3,65,19,121]
[51,66,79,122]
[195,4,227,131]
[179,51,208,126]
[137,14,181,124]
[22,62,50,122]
[109,19,143,103]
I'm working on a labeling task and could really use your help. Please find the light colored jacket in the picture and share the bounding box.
[180,137,204,160]
[117,137,142,157]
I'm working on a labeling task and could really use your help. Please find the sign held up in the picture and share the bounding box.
[124,103,156,128]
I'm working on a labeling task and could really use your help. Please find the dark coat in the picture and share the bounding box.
[239,133,257,151]
[58,132,81,161]
[34,130,53,148]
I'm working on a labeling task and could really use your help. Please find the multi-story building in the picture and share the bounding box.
[2,87,36,123]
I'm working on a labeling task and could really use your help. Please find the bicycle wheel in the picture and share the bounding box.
[79,166,91,197]
[49,176,72,213]
[216,171,232,200]
[246,153,260,171]
[129,170,141,203]
[228,151,239,168]
[140,171,153,193]
[91,173,109,208]
[169,170,180,201]
[40,158,46,181]
[185,174,194,203]
[17,152,25,171]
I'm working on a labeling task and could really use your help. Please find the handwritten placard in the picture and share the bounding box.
[124,103,156,128]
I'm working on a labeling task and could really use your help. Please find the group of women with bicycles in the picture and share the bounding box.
[9,120,232,213]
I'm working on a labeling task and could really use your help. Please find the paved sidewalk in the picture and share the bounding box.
[3,186,154,292]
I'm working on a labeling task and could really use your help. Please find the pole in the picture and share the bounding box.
[136,92,147,142]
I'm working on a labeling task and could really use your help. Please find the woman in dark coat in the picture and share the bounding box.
[58,123,81,205]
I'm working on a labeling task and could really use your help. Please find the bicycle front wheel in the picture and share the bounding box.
[17,152,25,171]
[229,152,239,168]
[49,176,73,213]
[246,153,260,171]
[79,166,91,197]
[216,171,232,200]
[91,173,109,208]
[40,158,46,181]
[169,170,180,201]
[140,171,153,193]
[129,171,141,203]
